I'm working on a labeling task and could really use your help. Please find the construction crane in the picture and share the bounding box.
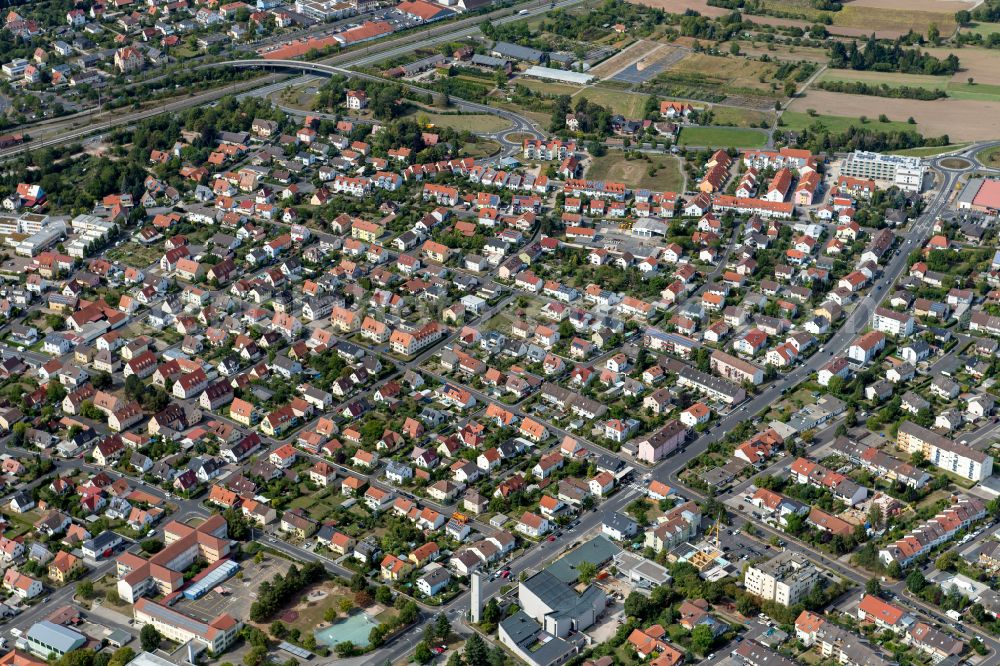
[708,513,723,549]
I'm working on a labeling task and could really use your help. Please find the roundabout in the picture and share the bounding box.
[939,157,973,170]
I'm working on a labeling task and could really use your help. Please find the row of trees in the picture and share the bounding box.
[676,10,746,42]
[957,0,1000,24]
[829,37,959,75]
[248,561,326,622]
[815,79,947,100]
[549,95,614,135]
[790,123,950,154]
[46,647,138,666]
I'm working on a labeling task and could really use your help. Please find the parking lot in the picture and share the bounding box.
[174,556,289,623]
[717,528,775,564]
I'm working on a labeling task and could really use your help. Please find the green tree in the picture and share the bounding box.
[108,646,135,666]
[140,539,163,554]
[736,594,758,617]
[887,561,903,579]
[906,570,927,593]
[482,598,501,625]
[434,612,451,639]
[244,646,268,666]
[865,578,882,596]
[224,508,250,540]
[270,621,287,639]
[76,580,94,599]
[936,551,958,571]
[691,624,714,655]
[414,643,433,664]
[140,625,162,652]
[624,591,651,619]
[375,585,393,605]
[464,633,489,666]
[108,648,134,666]
[350,572,369,592]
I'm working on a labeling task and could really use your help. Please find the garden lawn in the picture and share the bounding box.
[677,126,768,148]
[289,495,319,511]
[106,242,162,268]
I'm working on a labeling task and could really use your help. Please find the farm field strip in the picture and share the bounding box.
[677,126,769,148]
[815,69,1000,100]
[787,89,1000,140]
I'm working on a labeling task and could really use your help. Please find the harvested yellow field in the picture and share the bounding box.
[788,89,1000,141]
[924,46,1000,86]
[831,5,957,36]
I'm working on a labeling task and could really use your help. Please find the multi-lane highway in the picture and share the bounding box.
[0,0,578,162]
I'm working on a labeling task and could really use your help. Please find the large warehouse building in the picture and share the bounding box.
[957,177,1000,213]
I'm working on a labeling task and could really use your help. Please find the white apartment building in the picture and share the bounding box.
[840,151,924,193]
[897,421,994,481]
[744,552,818,607]
[872,307,914,338]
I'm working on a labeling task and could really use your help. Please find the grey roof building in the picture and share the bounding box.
[518,569,606,638]
[492,41,544,63]
[25,621,87,658]
[499,611,582,666]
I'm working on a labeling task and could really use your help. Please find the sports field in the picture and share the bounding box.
[677,126,768,148]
